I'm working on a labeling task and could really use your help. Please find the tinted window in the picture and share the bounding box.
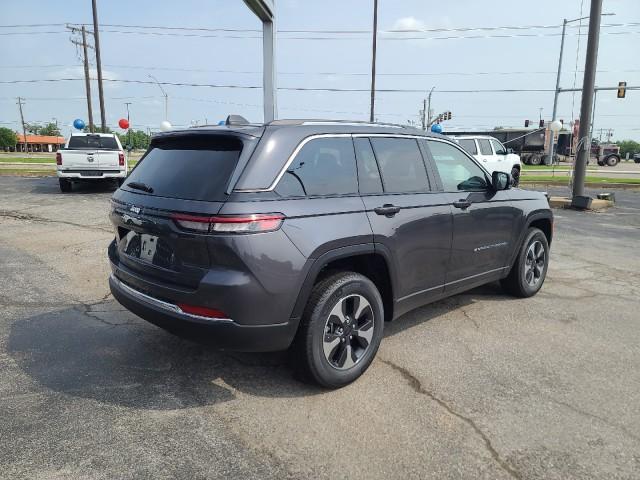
[124,134,242,201]
[275,137,357,197]
[68,135,119,150]
[478,139,493,155]
[458,139,477,155]
[490,139,506,155]
[427,140,489,192]
[370,138,429,193]
[354,137,383,194]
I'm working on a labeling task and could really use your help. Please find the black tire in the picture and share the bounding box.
[606,155,620,167]
[291,271,384,388]
[529,155,542,166]
[58,178,72,193]
[501,227,549,298]
[510,166,521,187]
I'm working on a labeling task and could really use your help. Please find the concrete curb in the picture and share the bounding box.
[548,196,614,211]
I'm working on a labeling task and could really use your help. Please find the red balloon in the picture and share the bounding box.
[118,118,130,129]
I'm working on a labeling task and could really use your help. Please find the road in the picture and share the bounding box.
[1,177,639,479]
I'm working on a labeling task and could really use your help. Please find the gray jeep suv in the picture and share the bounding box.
[108,118,553,387]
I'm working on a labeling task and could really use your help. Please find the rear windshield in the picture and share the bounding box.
[124,134,243,201]
[67,135,119,150]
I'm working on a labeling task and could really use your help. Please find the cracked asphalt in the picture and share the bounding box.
[1,176,639,479]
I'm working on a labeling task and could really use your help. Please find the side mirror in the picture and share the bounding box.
[491,171,511,191]
[506,148,514,154]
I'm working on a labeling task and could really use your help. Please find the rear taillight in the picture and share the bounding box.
[118,152,125,166]
[56,152,62,165]
[177,303,228,319]
[171,213,284,234]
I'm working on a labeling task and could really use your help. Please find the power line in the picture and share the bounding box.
[3,26,640,41]
[2,63,640,78]
[0,77,561,93]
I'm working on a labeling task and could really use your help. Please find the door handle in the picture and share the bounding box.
[374,204,401,217]
[453,200,471,210]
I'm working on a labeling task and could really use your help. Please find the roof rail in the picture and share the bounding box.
[267,118,411,129]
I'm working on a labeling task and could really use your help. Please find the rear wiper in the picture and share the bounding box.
[126,181,154,193]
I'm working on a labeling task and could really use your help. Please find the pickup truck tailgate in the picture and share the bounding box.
[60,150,101,169]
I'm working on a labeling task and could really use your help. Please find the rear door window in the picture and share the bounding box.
[477,139,493,155]
[354,137,383,194]
[458,139,477,155]
[68,135,119,150]
[369,137,430,193]
[275,137,357,197]
[124,134,243,201]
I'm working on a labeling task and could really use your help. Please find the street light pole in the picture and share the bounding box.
[369,0,378,123]
[148,74,168,121]
[548,12,615,165]
[573,0,603,201]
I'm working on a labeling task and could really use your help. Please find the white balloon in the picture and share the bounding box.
[549,120,563,133]
[160,120,172,132]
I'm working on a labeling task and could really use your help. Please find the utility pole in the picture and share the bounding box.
[16,97,28,154]
[573,0,603,202]
[92,0,106,132]
[421,98,426,130]
[548,12,614,164]
[369,0,378,122]
[124,102,132,149]
[69,25,96,133]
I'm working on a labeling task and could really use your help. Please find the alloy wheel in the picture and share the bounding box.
[322,294,375,370]
[524,240,546,287]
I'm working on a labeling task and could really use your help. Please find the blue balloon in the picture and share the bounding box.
[431,123,443,134]
[73,118,85,130]
[218,120,226,125]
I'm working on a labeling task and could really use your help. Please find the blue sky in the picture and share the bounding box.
[1,0,639,140]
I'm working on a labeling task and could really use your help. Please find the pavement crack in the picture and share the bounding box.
[548,397,640,443]
[460,307,480,329]
[380,358,521,480]
[0,209,112,233]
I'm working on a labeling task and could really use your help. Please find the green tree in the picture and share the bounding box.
[24,122,42,135]
[39,122,61,136]
[615,140,640,158]
[24,122,61,136]
[116,130,150,150]
[0,127,17,150]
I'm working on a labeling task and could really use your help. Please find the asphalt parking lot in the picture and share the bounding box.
[1,177,639,479]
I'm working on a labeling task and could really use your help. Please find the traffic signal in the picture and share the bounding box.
[617,81,627,98]
[539,119,545,128]
[447,111,452,120]
[525,119,530,127]
[437,114,443,123]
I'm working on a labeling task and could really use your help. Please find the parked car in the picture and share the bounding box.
[56,133,127,192]
[452,135,522,186]
[634,153,640,164]
[108,118,553,388]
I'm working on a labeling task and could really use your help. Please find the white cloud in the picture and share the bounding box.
[47,66,121,89]
[391,16,427,32]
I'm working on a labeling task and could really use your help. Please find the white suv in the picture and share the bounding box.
[453,135,522,186]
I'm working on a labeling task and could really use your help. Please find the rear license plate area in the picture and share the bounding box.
[120,230,175,268]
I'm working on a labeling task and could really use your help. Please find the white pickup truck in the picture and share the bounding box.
[56,133,127,192]
[452,135,522,186]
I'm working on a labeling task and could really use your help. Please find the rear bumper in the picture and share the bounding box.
[109,273,298,352]
[57,168,126,179]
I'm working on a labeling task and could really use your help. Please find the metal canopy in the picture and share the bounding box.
[243,0,277,122]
